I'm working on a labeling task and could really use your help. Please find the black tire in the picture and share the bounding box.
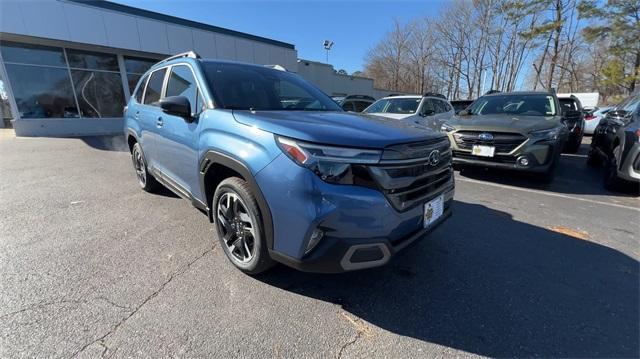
[586,149,601,167]
[603,145,623,191]
[131,143,160,192]
[213,177,275,275]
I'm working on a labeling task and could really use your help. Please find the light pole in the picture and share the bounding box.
[323,40,334,64]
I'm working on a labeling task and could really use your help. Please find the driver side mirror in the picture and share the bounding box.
[160,96,194,122]
[458,110,470,116]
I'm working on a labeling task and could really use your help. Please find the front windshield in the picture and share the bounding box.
[202,62,342,111]
[363,97,421,114]
[467,94,557,116]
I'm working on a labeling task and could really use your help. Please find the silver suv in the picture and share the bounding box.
[363,93,455,131]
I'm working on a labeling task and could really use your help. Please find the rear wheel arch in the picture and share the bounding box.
[199,151,274,249]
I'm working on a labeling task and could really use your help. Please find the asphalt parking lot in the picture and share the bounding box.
[0,131,638,358]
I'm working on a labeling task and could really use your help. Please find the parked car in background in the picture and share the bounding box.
[557,94,585,152]
[363,93,455,130]
[125,52,454,274]
[583,106,612,135]
[588,93,640,190]
[450,99,474,114]
[442,91,570,182]
[332,94,376,112]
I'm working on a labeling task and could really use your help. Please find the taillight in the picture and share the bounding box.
[585,115,596,121]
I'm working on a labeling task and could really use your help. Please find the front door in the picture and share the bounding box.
[154,64,203,196]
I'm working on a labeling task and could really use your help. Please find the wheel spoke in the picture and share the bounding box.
[243,225,256,239]
[242,238,251,260]
[238,212,251,224]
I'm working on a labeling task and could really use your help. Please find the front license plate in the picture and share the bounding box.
[472,145,495,157]
[424,195,444,228]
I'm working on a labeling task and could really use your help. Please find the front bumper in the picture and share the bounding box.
[255,154,454,273]
[451,140,561,173]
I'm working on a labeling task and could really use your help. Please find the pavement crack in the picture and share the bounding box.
[70,245,216,358]
[337,311,371,358]
[0,299,88,321]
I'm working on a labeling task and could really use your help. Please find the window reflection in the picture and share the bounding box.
[71,70,125,118]
[5,64,78,118]
[125,56,157,95]
[0,41,67,67]
[0,77,13,121]
[66,49,119,71]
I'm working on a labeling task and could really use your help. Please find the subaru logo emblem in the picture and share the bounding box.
[478,132,494,141]
[427,150,440,166]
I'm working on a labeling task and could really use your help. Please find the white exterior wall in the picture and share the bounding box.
[296,59,403,99]
[0,0,297,70]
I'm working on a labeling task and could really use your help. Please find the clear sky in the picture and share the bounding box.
[112,0,448,74]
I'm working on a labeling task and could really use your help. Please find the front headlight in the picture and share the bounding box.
[441,123,456,133]
[275,136,381,184]
[529,127,562,141]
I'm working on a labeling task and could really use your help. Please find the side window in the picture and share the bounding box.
[342,101,355,111]
[133,74,148,103]
[354,101,370,112]
[144,68,167,105]
[442,101,453,113]
[166,65,200,114]
[421,99,435,115]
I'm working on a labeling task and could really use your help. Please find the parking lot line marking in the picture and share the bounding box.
[456,177,640,212]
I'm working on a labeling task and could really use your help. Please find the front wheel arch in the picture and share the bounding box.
[199,151,274,250]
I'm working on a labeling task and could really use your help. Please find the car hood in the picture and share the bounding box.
[232,110,442,148]
[364,112,414,120]
[446,114,561,133]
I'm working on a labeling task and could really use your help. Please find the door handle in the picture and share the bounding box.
[156,117,163,127]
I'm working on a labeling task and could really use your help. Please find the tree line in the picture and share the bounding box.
[363,0,639,104]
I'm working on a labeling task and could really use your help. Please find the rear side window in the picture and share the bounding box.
[341,101,355,111]
[133,74,148,103]
[353,101,371,112]
[166,65,200,114]
[559,98,578,111]
[144,68,167,105]
[420,99,436,115]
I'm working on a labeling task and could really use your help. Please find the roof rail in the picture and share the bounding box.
[484,90,501,95]
[423,92,446,99]
[264,64,287,71]
[157,51,201,64]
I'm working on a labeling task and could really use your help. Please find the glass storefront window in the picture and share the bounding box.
[0,76,14,121]
[66,49,119,72]
[125,56,158,95]
[5,64,78,118]
[71,70,125,118]
[0,41,67,67]
[124,57,156,74]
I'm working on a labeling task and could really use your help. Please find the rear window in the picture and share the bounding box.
[364,98,421,114]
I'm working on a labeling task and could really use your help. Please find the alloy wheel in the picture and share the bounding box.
[217,192,257,263]
[133,147,146,187]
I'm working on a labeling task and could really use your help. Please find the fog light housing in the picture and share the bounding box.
[517,156,530,167]
[305,228,324,254]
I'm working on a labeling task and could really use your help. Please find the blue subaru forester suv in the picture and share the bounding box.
[125,52,454,274]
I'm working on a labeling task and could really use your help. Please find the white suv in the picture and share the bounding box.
[363,93,455,131]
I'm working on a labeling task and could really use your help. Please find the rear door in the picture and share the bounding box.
[154,64,204,196]
[137,67,168,170]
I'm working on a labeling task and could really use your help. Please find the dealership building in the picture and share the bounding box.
[0,0,393,137]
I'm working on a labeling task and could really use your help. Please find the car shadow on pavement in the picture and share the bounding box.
[456,143,639,197]
[80,135,128,152]
[256,200,639,357]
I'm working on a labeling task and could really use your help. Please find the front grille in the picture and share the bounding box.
[453,131,526,153]
[366,137,454,211]
[453,151,517,164]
